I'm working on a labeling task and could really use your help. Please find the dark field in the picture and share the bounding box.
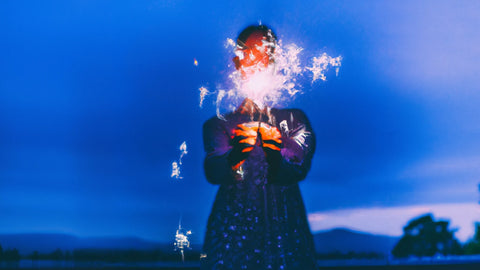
[2,262,480,270]
[1,266,480,270]
[318,264,480,270]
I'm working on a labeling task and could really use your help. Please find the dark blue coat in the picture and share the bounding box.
[201,101,317,270]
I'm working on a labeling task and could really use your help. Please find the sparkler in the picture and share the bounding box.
[200,36,342,115]
[193,58,198,66]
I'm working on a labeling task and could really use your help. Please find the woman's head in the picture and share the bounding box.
[233,25,277,72]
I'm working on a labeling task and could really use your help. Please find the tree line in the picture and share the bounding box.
[392,213,480,257]
[392,184,480,258]
[0,245,21,262]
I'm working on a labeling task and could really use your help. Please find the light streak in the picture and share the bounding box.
[279,120,289,134]
[215,89,234,120]
[292,128,311,149]
[179,141,187,165]
[170,141,188,179]
[199,87,209,108]
[216,90,226,120]
[193,58,198,66]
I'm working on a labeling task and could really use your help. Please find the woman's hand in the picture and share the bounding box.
[258,123,282,151]
[231,123,259,153]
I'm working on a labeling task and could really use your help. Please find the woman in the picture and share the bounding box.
[201,25,317,270]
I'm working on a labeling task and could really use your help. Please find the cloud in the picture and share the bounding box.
[308,202,480,242]
[401,155,480,178]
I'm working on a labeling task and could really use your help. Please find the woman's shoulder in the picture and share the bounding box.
[203,115,223,130]
[203,112,239,132]
[271,108,308,121]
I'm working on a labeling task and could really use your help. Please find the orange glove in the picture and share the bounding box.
[232,122,259,153]
[258,123,282,151]
[229,122,260,173]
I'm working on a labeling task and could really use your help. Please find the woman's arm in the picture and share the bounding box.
[203,117,256,184]
[203,117,235,185]
[263,109,316,185]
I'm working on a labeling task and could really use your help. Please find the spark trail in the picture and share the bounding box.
[199,37,342,117]
[171,141,188,179]
[306,53,342,82]
[173,220,192,262]
[179,141,187,165]
[199,87,210,108]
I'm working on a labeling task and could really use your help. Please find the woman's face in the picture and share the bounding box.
[234,31,271,75]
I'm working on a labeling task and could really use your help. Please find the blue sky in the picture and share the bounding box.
[1,0,479,244]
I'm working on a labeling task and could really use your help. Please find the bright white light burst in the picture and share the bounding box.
[199,36,342,117]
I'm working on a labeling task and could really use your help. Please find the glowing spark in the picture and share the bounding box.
[171,161,182,179]
[279,120,289,134]
[174,222,192,262]
[193,58,198,66]
[199,87,210,108]
[306,53,342,82]
[216,90,234,120]
[179,141,188,165]
[293,130,311,149]
[171,141,188,179]
[216,90,226,120]
[225,38,236,48]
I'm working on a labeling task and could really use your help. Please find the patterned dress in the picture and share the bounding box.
[201,101,317,270]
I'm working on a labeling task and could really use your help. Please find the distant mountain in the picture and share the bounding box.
[0,228,399,256]
[0,234,78,255]
[313,228,400,255]
[0,233,170,255]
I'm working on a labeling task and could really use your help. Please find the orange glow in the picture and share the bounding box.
[236,31,272,76]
